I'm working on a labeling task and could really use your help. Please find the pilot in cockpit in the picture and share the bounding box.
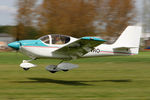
[53,36,64,44]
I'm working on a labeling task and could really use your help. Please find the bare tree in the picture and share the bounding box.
[37,0,135,38]
[14,0,136,40]
[14,0,37,40]
[96,0,135,38]
[37,0,98,37]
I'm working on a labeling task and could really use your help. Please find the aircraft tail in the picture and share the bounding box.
[112,26,142,55]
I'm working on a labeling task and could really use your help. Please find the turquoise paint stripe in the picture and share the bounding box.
[23,46,59,48]
[20,40,48,47]
[81,37,106,42]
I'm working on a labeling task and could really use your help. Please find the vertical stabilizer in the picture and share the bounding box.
[112,26,142,54]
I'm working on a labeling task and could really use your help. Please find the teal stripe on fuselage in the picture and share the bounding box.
[20,40,48,47]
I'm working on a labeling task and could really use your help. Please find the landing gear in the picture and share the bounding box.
[45,60,78,73]
[45,65,58,73]
[50,71,57,73]
[63,70,69,72]
[45,60,64,73]
[20,59,37,71]
[23,68,30,71]
[46,68,69,73]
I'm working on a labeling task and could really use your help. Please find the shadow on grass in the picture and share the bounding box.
[13,78,132,86]
[100,80,132,82]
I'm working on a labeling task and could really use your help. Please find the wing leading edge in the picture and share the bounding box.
[52,37,106,59]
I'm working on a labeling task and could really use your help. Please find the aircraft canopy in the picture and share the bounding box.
[39,34,71,45]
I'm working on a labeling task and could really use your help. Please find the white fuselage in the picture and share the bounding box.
[19,43,133,60]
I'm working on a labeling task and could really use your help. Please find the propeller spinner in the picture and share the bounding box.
[8,41,21,50]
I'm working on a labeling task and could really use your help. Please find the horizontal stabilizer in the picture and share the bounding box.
[113,46,138,49]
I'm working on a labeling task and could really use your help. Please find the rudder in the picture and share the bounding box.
[112,26,142,54]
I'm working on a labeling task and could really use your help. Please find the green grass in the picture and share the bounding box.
[1,52,150,100]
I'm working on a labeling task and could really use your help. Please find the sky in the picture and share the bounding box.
[0,0,17,25]
[0,0,142,26]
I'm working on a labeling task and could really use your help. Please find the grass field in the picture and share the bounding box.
[1,52,150,100]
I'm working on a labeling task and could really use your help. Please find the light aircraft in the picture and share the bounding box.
[8,26,142,73]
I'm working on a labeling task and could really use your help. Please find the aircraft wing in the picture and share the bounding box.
[52,37,106,59]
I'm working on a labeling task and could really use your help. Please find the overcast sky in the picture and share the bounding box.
[0,0,142,26]
[0,0,17,25]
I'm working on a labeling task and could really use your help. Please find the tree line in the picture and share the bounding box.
[1,0,136,41]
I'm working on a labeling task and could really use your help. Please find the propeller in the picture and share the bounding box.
[8,41,21,50]
[15,26,22,50]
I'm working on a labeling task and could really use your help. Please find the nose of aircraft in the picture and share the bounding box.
[8,41,21,50]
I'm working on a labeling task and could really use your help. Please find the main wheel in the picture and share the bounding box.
[50,71,57,73]
[46,65,58,73]
[63,70,69,72]
[23,68,30,71]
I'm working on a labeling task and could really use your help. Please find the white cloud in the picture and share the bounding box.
[0,5,16,14]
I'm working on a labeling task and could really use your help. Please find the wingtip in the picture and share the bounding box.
[81,37,106,42]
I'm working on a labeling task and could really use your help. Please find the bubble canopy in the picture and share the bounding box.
[39,34,71,45]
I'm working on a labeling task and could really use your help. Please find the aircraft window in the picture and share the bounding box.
[51,34,70,45]
[39,35,50,44]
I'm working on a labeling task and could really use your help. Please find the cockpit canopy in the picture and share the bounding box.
[39,34,71,45]
[39,35,50,44]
